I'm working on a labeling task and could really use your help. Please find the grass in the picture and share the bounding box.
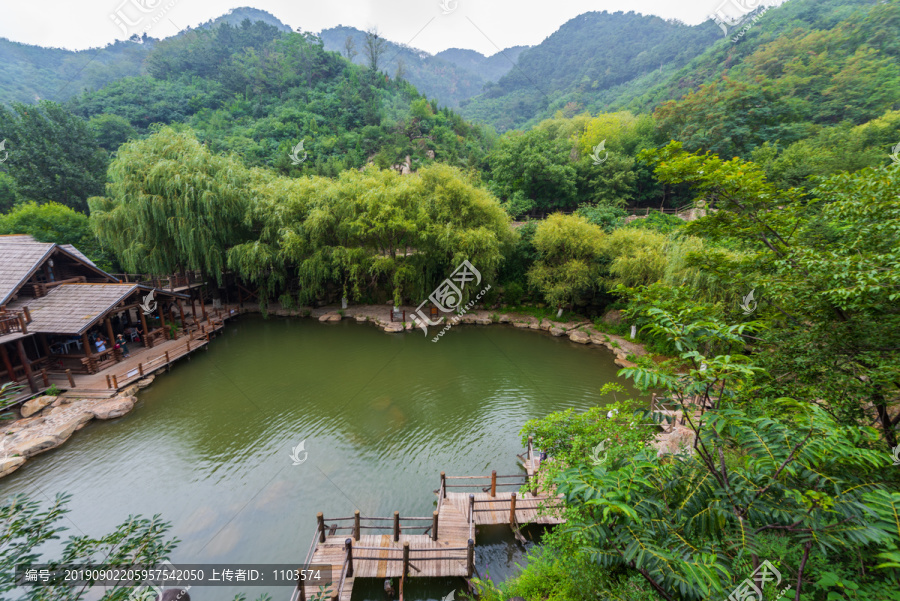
[507,304,582,323]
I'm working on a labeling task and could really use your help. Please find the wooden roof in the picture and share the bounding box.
[5,283,189,336]
[0,238,56,306]
[0,235,116,305]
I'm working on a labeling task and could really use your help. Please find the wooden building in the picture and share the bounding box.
[0,235,189,395]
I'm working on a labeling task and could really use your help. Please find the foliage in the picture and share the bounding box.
[527,214,605,309]
[228,163,512,306]
[575,203,627,232]
[555,304,898,600]
[0,202,117,271]
[89,127,255,282]
[0,101,107,212]
[646,142,900,448]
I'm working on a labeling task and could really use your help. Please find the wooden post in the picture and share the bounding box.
[40,368,49,387]
[509,492,517,525]
[468,494,475,524]
[491,470,497,497]
[15,339,36,393]
[138,308,150,348]
[65,369,75,388]
[393,511,400,542]
[440,471,446,498]
[432,510,439,541]
[18,314,27,335]
[466,539,475,577]
[317,513,326,543]
[354,510,360,541]
[296,574,305,601]
[106,374,112,389]
[82,333,92,358]
[165,351,170,364]
[178,301,186,331]
[0,344,16,383]
[138,363,144,377]
[186,340,191,352]
[157,302,167,340]
[23,306,31,323]
[345,539,354,578]
[111,374,119,389]
[190,293,198,324]
[38,334,51,358]
[105,318,119,362]
[402,541,410,576]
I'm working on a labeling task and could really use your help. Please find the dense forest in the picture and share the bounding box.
[2,0,899,598]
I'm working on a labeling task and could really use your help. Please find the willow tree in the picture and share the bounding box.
[229,164,512,306]
[527,213,605,311]
[89,127,255,283]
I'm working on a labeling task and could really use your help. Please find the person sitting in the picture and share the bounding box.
[95,336,107,353]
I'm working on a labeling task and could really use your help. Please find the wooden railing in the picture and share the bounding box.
[111,272,204,291]
[104,333,210,389]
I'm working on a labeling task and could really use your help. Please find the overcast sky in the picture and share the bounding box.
[0,0,743,56]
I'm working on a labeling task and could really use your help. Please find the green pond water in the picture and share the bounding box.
[2,315,645,600]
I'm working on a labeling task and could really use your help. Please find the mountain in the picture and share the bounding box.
[0,38,151,106]
[318,26,523,109]
[435,46,530,84]
[458,11,723,132]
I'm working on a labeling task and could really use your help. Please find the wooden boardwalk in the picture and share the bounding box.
[291,439,564,601]
[49,304,241,395]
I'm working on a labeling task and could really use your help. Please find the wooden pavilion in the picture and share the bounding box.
[0,235,191,396]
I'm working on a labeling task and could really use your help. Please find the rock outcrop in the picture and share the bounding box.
[21,395,56,418]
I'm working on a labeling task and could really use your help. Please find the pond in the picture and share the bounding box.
[2,315,645,600]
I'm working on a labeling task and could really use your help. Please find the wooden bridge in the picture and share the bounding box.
[290,438,564,601]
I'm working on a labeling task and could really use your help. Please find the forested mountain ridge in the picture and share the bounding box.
[317,26,524,108]
[458,11,723,132]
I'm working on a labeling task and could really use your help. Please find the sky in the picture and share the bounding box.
[0,0,738,56]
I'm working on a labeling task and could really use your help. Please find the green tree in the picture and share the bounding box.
[87,114,138,153]
[0,101,107,212]
[548,304,898,600]
[89,127,254,282]
[0,201,116,271]
[646,142,900,448]
[527,213,604,311]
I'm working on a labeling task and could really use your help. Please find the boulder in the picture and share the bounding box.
[383,323,404,333]
[602,309,624,325]
[48,412,94,442]
[90,396,136,420]
[498,315,511,323]
[475,317,492,325]
[11,435,60,458]
[513,321,531,329]
[528,321,542,330]
[0,456,26,478]
[4,416,44,435]
[549,327,566,337]
[21,396,56,418]
[354,314,368,322]
[136,376,155,389]
[614,357,639,369]
[540,319,553,331]
[568,330,591,344]
[590,334,610,347]
[319,312,342,322]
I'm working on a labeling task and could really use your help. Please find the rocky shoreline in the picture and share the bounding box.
[2,304,663,480]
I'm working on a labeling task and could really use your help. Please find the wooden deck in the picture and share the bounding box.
[292,440,564,601]
[46,304,241,395]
